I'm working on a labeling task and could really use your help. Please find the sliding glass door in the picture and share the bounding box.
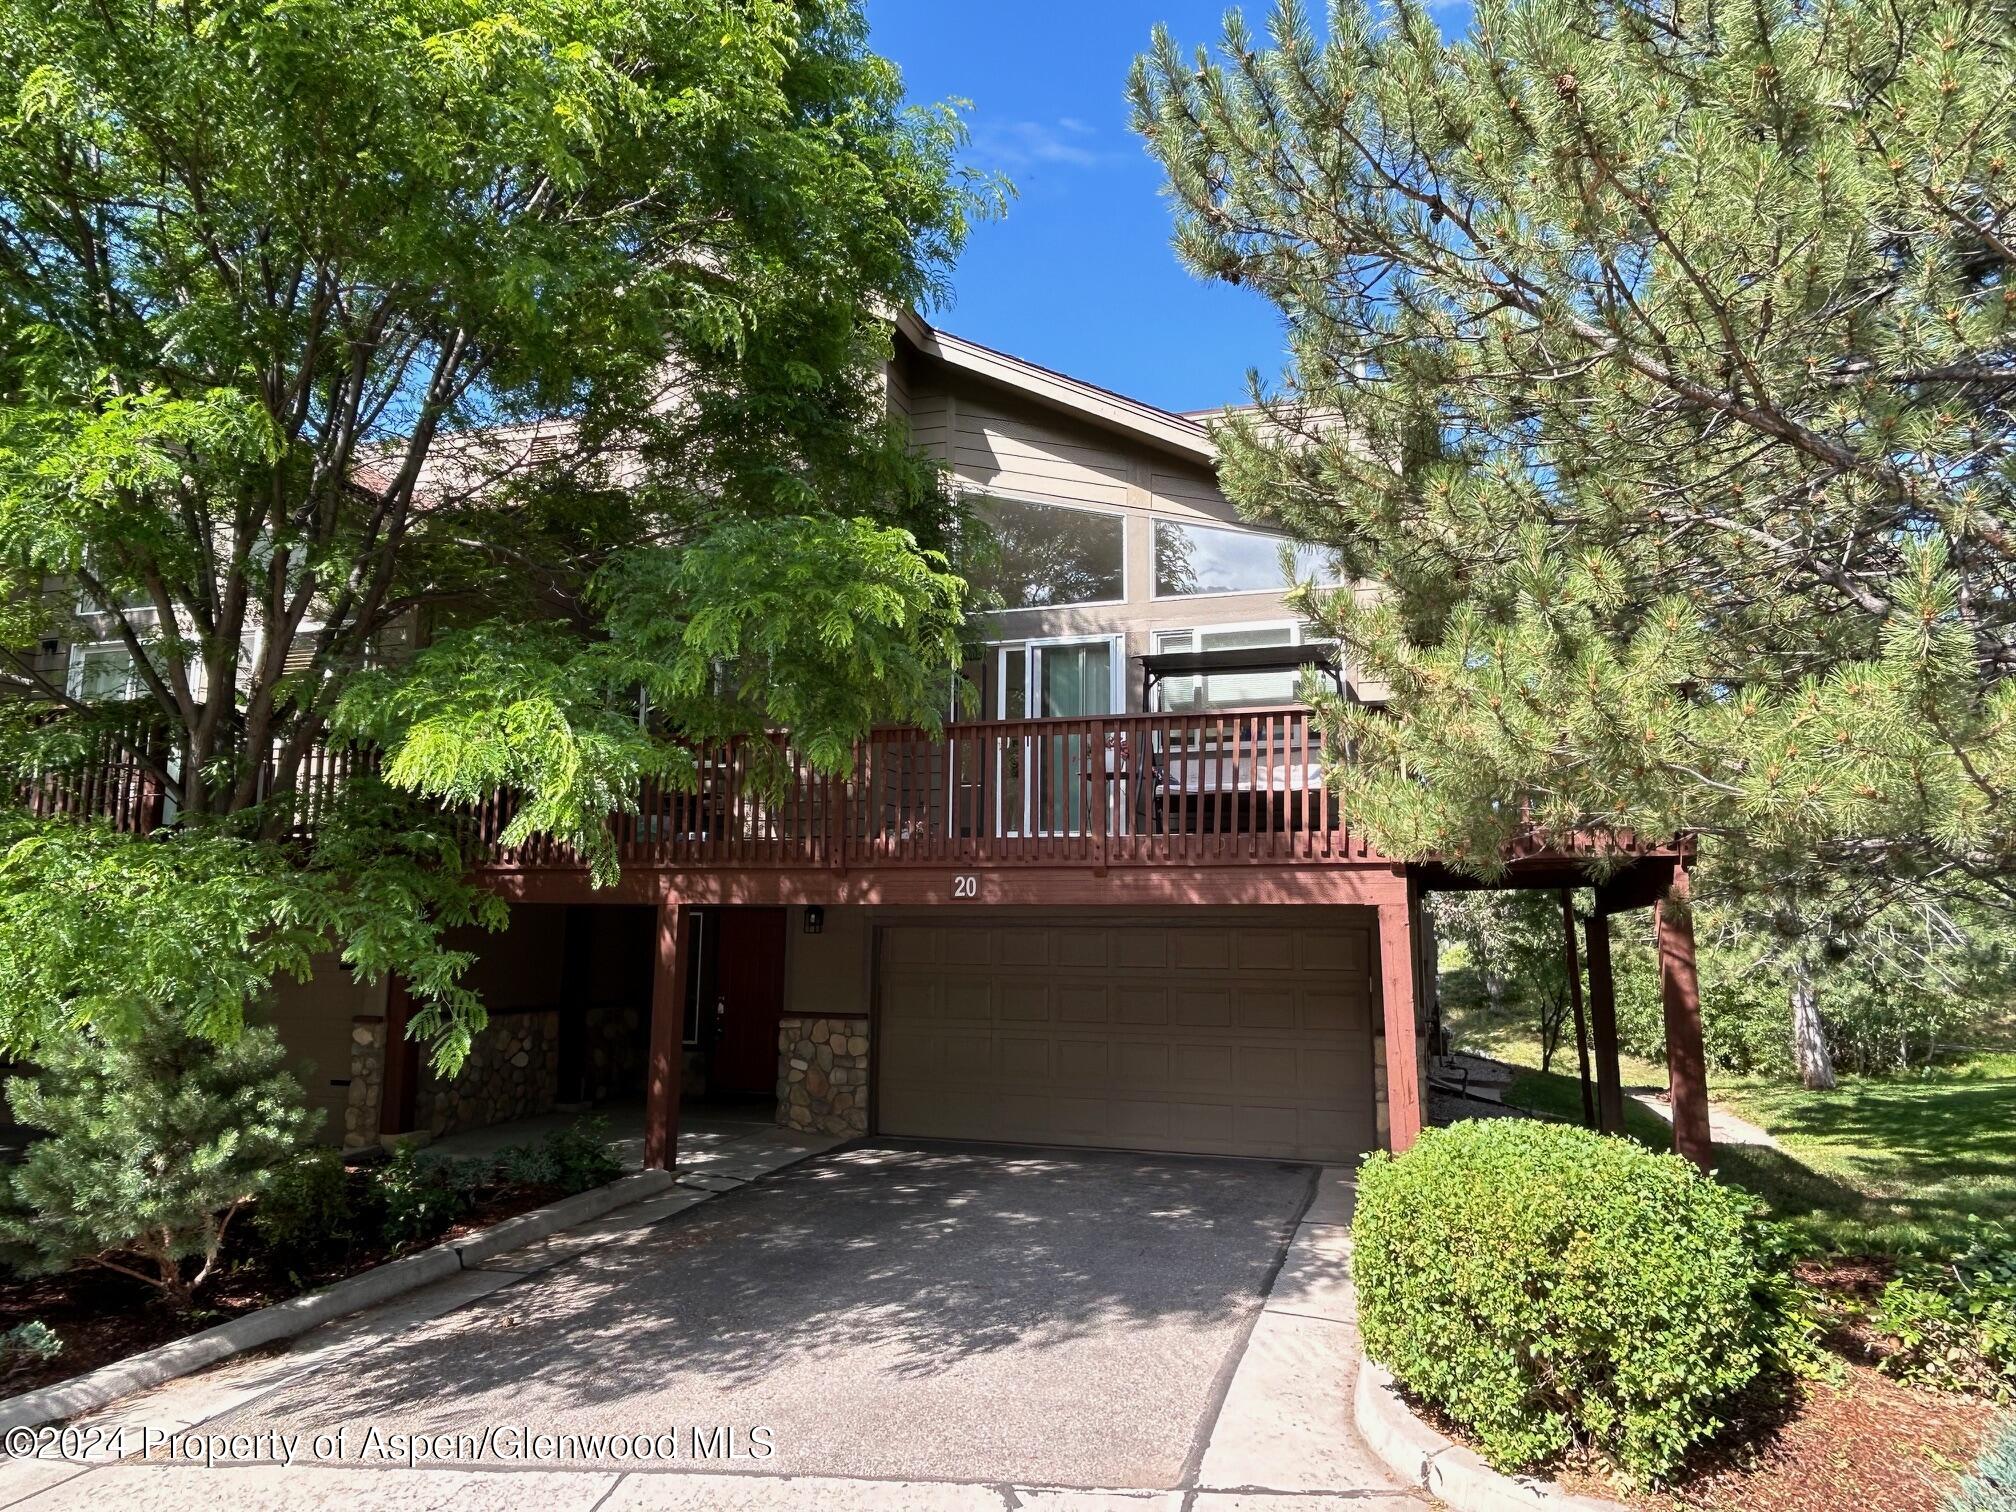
[995,637,1119,836]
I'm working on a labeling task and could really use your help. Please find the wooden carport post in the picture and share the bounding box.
[1377,880,1423,1153]
[1657,866,1712,1170]
[1560,889,1595,1128]
[1583,911,1627,1135]
[645,899,695,1171]
[378,973,422,1140]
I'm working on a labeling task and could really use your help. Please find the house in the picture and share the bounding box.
[30,311,1710,1169]
[241,310,1707,1171]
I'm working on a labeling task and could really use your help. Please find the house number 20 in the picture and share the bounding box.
[952,875,979,898]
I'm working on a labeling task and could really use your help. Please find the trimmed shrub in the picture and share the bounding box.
[1354,1119,1774,1484]
[254,1148,370,1267]
[0,1322,61,1385]
[374,1143,479,1249]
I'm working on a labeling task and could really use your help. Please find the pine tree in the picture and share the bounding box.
[0,1009,319,1309]
[1129,0,2016,923]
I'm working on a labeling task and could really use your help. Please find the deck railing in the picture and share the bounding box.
[472,707,1367,870]
[14,707,1373,870]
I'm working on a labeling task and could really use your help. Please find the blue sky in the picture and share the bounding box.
[862,2,1289,415]
[863,2,1472,414]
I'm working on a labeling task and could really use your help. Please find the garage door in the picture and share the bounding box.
[876,913,1378,1161]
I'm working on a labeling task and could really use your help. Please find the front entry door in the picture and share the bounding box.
[709,908,788,1095]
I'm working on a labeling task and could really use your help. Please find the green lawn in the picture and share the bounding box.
[1497,1054,2016,1253]
[1713,1056,2016,1252]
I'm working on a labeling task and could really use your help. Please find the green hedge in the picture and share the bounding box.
[1353,1120,1773,1484]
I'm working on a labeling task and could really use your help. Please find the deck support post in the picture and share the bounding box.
[1584,911,1626,1135]
[1657,866,1712,1169]
[1377,887,1423,1153]
[378,973,421,1140]
[645,899,694,1171]
[1561,890,1595,1128]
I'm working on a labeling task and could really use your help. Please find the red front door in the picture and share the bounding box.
[709,908,788,1095]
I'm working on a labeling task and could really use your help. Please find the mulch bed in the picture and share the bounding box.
[1674,1367,1995,1512]
[0,1178,568,1400]
[1563,1362,2000,1512]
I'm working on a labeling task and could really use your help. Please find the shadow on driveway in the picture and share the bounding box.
[208,1141,1318,1489]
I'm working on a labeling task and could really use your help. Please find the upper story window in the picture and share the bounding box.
[75,579,157,621]
[967,495,1126,610]
[67,642,140,700]
[1152,517,1334,598]
[1151,622,1337,711]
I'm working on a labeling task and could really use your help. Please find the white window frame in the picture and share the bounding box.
[989,633,1126,839]
[64,640,142,700]
[964,486,1131,612]
[992,633,1126,721]
[1150,620,1335,712]
[74,579,159,622]
[1147,514,1341,602]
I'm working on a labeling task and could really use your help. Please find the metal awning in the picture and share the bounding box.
[1133,645,1348,711]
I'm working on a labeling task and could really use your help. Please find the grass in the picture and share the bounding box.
[1713,1055,2016,1253]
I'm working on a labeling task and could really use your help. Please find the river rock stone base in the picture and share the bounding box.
[419,1009,561,1137]
[344,1016,386,1152]
[776,1016,869,1136]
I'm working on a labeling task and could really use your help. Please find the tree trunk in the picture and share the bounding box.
[1790,957,1836,1091]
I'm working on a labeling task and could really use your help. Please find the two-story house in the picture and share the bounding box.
[233,309,1703,1171]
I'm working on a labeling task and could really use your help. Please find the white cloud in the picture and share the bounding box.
[969,116,1115,174]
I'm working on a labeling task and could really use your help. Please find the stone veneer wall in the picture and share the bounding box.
[418,1008,561,1137]
[345,1016,386,1152]
[776,1017,869,1136]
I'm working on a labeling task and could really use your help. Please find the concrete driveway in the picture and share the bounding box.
[2,1142,1421,1508]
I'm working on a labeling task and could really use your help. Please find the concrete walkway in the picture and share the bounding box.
[0,1146,1422,1511]
[1629,1089,1781,1149]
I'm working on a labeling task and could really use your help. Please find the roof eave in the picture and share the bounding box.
[895,313,1217,465]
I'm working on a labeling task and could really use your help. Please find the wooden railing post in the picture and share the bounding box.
[1092,717,1108,872]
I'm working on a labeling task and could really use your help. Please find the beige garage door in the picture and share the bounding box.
[876,912,1378,1162]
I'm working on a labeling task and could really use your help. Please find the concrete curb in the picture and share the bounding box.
[1352,1357,1628,1512]
[0,1168,675,1433]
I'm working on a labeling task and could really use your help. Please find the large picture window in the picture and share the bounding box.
[968,496,1126,609]
[1152,517,1333,598]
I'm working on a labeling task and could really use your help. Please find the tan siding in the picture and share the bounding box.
[264,959,387,1145]
[782,904,873,1020]
[1148,468,1236,519]
[951,401,1132,507]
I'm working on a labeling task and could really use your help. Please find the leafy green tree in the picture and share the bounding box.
[1435,891,1583,1072]
[0,0,990,1064]
[0,1008,319,1308]
[1130,2,2016,911]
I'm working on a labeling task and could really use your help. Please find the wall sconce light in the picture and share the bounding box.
[803,906,824,936]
